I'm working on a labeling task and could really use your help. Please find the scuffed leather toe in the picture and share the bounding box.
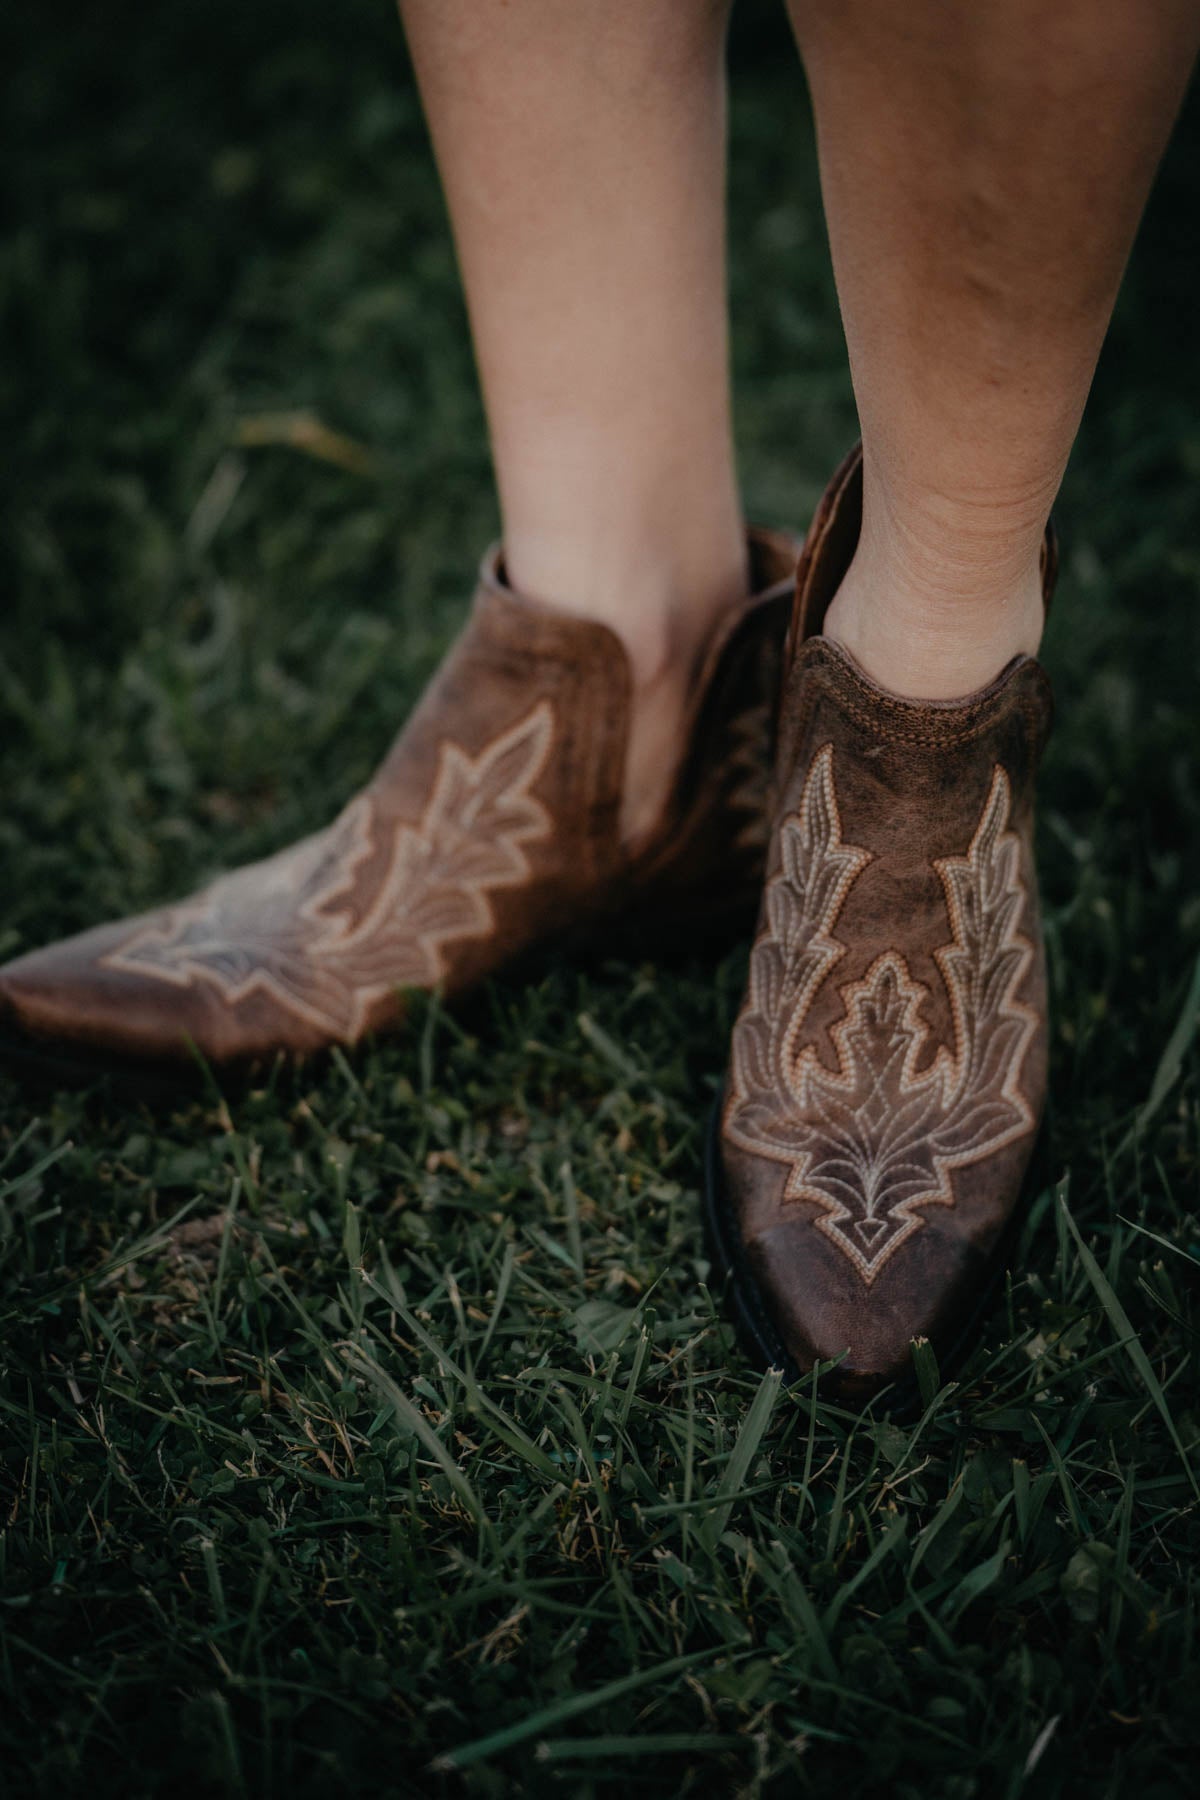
[0,907,329,1065]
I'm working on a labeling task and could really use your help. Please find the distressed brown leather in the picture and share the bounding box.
[0,530,797,1068]
[715,448,1055,1401]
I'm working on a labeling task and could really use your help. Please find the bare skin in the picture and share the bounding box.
[398,0,1199,783]
[397,1,745,847]
[788,0,1200,697]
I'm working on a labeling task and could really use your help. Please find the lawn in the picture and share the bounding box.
[2,3,1200,1795]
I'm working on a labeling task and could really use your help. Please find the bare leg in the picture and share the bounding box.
[397,1,745,843]
[787,0,1200,697]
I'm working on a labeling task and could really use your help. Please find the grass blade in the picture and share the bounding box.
[344,1347,488,1528]
[1135,950,1200,1134]
[701,1366,782,1550]
[1059,1190,1199,1499]
[433,1649,713,1771]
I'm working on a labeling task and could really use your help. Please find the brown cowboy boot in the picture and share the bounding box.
[707,448,1056,1404]
[0,529,798,1071]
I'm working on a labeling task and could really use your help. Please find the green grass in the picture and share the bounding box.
[3,4,1200,1795]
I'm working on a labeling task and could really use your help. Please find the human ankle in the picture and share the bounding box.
[614,548,749,846]
[505,519,749,845]
[506,519,748,687]
[822,491,1047,700]
[824,548,1044,701]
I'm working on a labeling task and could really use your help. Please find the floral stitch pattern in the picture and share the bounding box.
[103,704,555,1041]
[725,743,1037,1282]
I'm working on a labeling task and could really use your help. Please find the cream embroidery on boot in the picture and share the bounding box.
[725,743,1037,1282]
[103,704,555,1040]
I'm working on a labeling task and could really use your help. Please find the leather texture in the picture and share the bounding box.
[717,447,1056,1401]
[0,530,798,1067]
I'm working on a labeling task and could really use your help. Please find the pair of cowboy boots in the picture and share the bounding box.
[0,448,1055,1401]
